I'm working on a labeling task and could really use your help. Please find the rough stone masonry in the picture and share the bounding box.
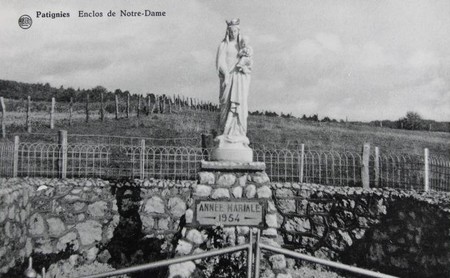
[0,175,449,277]
[168,161,291,278]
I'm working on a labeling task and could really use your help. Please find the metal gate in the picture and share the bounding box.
[72,230,397,278]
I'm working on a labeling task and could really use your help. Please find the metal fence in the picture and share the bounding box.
[22,230,397,278]
[68,134,203,147]
[1,133,449,192]
[373,153,424,191]
[18,142,60,177]
[11,143,207,180]
[106,145,207,180]
[10,132,203,147]
[253,149,362,186]
[429,155,450,192]
[0,141,13,177]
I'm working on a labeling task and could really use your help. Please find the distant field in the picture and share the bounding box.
[2,108,449,159]
[248,115,450,157]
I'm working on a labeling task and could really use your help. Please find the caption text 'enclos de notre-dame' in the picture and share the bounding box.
[35,10,166,19]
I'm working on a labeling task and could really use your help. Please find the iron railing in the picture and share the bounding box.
[22,230,397,278]
[78,234,254,278]
[254,149,362,185]
[372,153,424,191]
[1,139,449,192]
[0,141,13,177]
[9,132,204,147]
[17,142,60,177]
[429,155,450,192]
[68,134,202,147]
[254,230,397,278]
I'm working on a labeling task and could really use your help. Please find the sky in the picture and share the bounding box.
[1,0,449,121]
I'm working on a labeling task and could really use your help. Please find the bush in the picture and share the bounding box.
[197,226,248,278]
[398,111,425,130]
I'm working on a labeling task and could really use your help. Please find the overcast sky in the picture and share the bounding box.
[1,0,449,121]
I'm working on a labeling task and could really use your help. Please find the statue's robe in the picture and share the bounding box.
[215,40,251,147]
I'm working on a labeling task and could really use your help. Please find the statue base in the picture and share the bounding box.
[211,135,253,162]
[211,147,253,162]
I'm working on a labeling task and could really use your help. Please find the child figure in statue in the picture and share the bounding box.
[236,36,253,74]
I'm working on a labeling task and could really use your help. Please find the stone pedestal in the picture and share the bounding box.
[211,147,253,163]
[211,136,253,163]
[168,161,291,278]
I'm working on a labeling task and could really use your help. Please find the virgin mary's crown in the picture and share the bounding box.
[226,18,240,26]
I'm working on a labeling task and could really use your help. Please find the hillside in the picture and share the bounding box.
[2,107,449,159]
[1,79,449,133]
[1,80,449,158]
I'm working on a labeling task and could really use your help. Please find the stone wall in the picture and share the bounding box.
[0,178,117,275]
[0,179,33,274]
[1,177,449,277]
[0,178,195,276]
[273,183,450,278]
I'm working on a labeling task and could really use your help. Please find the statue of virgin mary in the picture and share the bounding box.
[212,18,253,162]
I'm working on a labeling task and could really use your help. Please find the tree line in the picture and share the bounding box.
[1,79,448,132]
[0,79,219,112]
[369,111,450,132]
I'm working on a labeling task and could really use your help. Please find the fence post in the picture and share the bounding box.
[424,148,429,192]
[69,97,73,126]
[147,95,152,115]
[300,144,305,183]
[1,97,6,138]
[154,95,158,113]
[59,130,67,179]
[115,95,119,120]
[140,139,145,180]
[159,96,164,113]
[137,95,141,118]
[85,93,90,123]
[126,93,130,118]
[26,96,32,133]
[50,97,55,129]
[361,143,370,189]
[201,133,208,160]
[168,96,172,114]
[164,95,168,114]
[100,93,105,121]
[374,147,380,188]
[13,135,19,177]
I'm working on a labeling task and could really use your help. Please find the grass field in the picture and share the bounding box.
[2,107,449,159]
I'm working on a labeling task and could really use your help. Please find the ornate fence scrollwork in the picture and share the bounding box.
[0,140,448,192]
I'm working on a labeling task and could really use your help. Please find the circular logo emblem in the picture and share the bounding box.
[18,15,32,29]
